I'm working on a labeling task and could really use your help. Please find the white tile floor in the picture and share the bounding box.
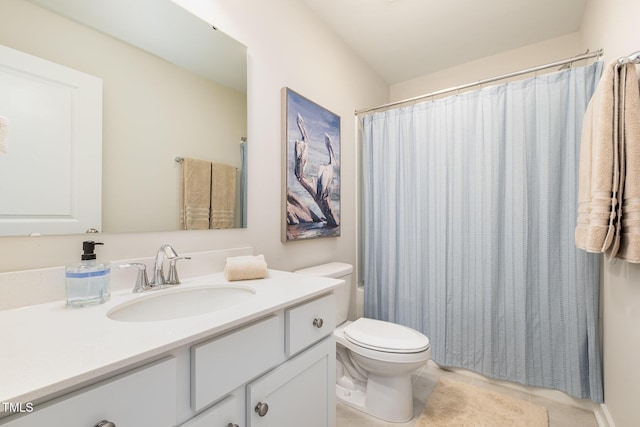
[336,361,599,427]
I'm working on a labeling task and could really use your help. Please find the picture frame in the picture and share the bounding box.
[282,87,341,242]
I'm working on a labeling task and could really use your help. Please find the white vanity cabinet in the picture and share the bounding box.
[1,357,177,427]
[0,287,337,427]
[245,294,336,427]
[186,293,336,427]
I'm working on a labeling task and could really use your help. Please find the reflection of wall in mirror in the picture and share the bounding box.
[0,0,247,234]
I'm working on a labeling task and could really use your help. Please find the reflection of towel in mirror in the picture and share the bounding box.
[210,162,236,229]
[0,115,9,154]
[180,157,211,230]
[224,254,268,281]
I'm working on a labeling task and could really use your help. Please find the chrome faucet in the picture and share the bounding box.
[119,245,191,293]
[119,263,150,293]
[150,244,190,286]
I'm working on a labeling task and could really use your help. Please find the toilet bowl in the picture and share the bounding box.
[295,263,431,423]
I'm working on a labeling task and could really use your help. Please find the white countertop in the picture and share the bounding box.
[0,269,341,412]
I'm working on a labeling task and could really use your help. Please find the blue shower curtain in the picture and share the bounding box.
[362,62,603,402]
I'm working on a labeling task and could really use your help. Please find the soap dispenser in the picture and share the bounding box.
[65,241,111,307]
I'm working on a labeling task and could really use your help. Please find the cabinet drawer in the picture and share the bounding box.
[286,293,335,356]
[2,357,177,426]
[191,315,285,411]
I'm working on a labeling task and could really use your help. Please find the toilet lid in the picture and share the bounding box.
[344,318,430,353]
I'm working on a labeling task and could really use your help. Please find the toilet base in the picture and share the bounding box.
[336,372,414,423]
[336,382,367,412]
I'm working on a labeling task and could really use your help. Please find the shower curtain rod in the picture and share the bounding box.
[355,49,604,115]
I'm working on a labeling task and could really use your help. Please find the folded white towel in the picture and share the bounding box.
[224,254,268,281]
[0,115,9,154]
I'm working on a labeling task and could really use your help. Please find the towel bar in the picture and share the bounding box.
[617,50,640,66]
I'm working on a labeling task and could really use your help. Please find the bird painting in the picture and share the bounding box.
[284,88,340,241]
[316,133,336,199]
[294,113,309,180]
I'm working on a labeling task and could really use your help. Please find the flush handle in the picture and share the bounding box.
[255,402,269,417]
[313,318,324,328]
[226,424,239,427]
[94,421,116,427]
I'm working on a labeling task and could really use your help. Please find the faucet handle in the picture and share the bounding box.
[167,256,191,285]
[119,263,150,293]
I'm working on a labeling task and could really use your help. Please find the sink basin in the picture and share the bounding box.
[107,285,256,322]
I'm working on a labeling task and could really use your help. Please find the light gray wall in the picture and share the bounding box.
[390,33,582,101]
[580,0,640,425]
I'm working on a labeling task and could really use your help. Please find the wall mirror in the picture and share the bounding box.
[0,0,248,236]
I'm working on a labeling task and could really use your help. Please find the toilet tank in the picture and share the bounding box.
[294,262,353,325]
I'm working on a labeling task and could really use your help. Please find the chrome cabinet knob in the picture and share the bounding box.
[313,318,324,328]
[255,401,269,417]
[94,421,116,427]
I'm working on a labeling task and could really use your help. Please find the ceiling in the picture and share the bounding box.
[301,0,589,85]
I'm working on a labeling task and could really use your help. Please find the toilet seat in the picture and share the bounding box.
[343,318,430,353]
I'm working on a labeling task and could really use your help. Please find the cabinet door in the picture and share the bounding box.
[2,357,176,427]
[246,338,335,427]
[179,390,244,427]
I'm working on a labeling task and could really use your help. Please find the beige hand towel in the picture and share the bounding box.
[575,61,619,252]
[180,157,211,230]
[224,255,268,281]
[617,64,640,262]
[210,162,237,229]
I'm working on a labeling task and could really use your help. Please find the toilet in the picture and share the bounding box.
[295,262,431,423]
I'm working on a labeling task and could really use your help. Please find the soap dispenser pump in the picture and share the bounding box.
[65,241,111,307]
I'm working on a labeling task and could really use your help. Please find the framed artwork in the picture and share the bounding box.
[282,88,341,242]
